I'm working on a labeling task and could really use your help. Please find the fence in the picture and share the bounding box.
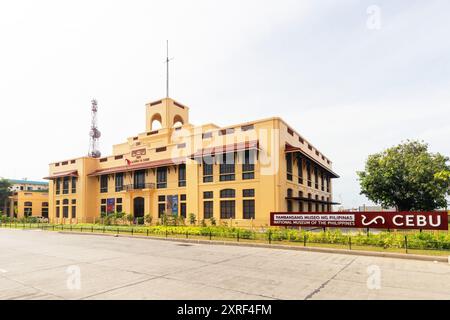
[2,222,450,256]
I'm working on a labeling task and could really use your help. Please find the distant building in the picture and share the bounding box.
[337,205,396,212]
[358,205,396,212]
[8,179,49,192]
[4,179,49,219]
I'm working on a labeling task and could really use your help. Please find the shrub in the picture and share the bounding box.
[188,213,196,225]
[144,214,153,225]
[136,217,144,225]
[126,214,134,225]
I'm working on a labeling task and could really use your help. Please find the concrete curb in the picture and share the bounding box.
[58,231,450,263]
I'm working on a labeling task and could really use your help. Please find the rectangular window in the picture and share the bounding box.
[63,177,70,194]
[314,166,319,189]
[55,179,60,195]
[307,161,312,187]
[63,206,69,218]
[297,155,303,184]
[180,194,186,201]
[242,150,255,180]
[178,164,186,187]
[219,128,234,136]
[158,195,166,202]
[204,201,213,219]
[71,177,77,193]
[157,167,167,189]
[24,207,32,217]
[134,170,146,189]
[320,170,324,191]
[115,173,124,192]
[203,157,213,183]
[180,203,186,218]
[298,191,304,212]
[243,200,255,219]
[287,127,294,136]
[286,153,293,181]
[219,153,235,181]
[243,189,255,198]
[71,206,76,218]
[56,207,60,218]
[220,200,235,219]
[202,132,213,139]
[241,124,254,132]
[116,205,123,213]
[287,200,293,212]
[203,191,213,199]
[101,205,106,215]
[42,207,49,218]
[158,203,165,217]
[100,175,108,193]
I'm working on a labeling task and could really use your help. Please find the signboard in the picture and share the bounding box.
[270,212,449,231]
[166,195,179,216]
[107,198,115,214]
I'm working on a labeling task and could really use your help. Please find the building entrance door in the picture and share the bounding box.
[133,197,145,223]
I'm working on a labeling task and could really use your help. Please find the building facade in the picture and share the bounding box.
[46,98,338,227]
[5,180,49,219]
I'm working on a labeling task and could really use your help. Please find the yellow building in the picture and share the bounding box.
[45,98,339,227]
[4,179,49,219]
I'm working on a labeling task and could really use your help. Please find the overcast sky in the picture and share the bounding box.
[0,0,449,208]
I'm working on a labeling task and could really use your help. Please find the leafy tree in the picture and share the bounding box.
[0,179,11,216]
[357,140,450,211]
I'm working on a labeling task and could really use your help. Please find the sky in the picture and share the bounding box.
[0,0,449,208]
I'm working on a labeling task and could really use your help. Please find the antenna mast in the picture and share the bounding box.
[88,99,101,158]
[165,40,173,98]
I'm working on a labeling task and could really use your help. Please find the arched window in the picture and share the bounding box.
[151,113,162,130]
[220,189,235,198]
[63,199,69,205]
[173,115,184,128]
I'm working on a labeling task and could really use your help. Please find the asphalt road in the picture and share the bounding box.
[0,229,449,300]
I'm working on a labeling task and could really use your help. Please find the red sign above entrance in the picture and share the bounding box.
[270,212,449,231]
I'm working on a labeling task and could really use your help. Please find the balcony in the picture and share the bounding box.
[123,183,156,191]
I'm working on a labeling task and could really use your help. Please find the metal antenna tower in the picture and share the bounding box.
[88,99,102,158]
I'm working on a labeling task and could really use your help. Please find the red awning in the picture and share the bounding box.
[190,140,259,159]
[88,157,186,177]
[285,144,340,178]
[44,170,78,180]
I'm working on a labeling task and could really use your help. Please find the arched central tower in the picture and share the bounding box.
[145,98,190,131]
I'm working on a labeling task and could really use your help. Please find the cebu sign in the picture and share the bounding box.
[270,212,449,231]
